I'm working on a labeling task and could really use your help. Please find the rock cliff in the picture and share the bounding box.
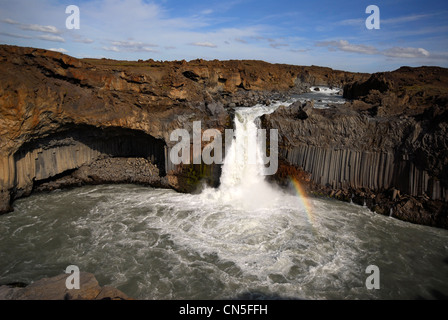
[264,66,448,228]
[1,44,447,228]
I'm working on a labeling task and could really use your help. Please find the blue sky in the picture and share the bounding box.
[0,0,447,72]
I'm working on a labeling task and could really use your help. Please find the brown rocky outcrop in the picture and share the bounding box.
[0,272,130,300]
[344,66,448,117]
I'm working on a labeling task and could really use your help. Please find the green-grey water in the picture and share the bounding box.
[0,184,447,300]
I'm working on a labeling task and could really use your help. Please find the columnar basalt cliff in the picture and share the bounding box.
[264,67,448,228]
[1,44,447,228]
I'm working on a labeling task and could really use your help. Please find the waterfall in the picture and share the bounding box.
[202,103,287,210]
[219,106,269,189]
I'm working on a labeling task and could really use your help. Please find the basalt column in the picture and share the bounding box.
[0,125,167,212]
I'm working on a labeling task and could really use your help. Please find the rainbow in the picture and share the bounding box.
[290,176,317,228]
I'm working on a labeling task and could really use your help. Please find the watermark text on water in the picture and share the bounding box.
[169,121,279,175]
[365,265,380,289]
[179,304,268,317]
[65,265,80,289]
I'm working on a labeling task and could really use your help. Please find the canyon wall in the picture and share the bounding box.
[0,44,363,205]
[283,146,446,202]
[264,104,447,200]
[0,44,447,228]
[263,67,448,228]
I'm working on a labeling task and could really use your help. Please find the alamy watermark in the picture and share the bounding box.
[66,5,80,30]
[169,121,279,175]
[365,265,380,289]
[65,265,80,289]
[365,5,380,30]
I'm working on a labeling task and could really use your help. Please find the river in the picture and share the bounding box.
[1,96,447,300]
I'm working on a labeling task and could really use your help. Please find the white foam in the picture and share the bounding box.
[4,183,448,300]
[204,102,291,211]
[310,86,342,95]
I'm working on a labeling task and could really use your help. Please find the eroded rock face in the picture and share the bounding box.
[9,125,167,200]
[343,66,448,117]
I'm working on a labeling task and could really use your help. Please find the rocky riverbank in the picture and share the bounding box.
[0,44,447,229]
[0,272,131,300]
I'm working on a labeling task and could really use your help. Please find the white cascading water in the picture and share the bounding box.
[202,103,288,210]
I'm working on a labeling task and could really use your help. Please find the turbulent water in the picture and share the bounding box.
[1,101,448,300]
[294,86,346,109]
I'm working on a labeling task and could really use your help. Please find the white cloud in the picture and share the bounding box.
[383,47,430,58]
[48,48,68,53]
[137,47,158,52]
[111,40,157,48]
[102,46,120,52]
[316,40,378,55]
[72,34,94,44]
[102,40,159,53]
[316,39,432,60]
[1,17,65,42]
[382,13,438,25]
[75,38,94,44]
[0,31,32,39]
[82,0,207,31]
[2,18,61,34]
[1,17,65,43]
[37,34,65,42]
[190,42,217,48]
[1,18,20,25]
[20,23,61,34]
